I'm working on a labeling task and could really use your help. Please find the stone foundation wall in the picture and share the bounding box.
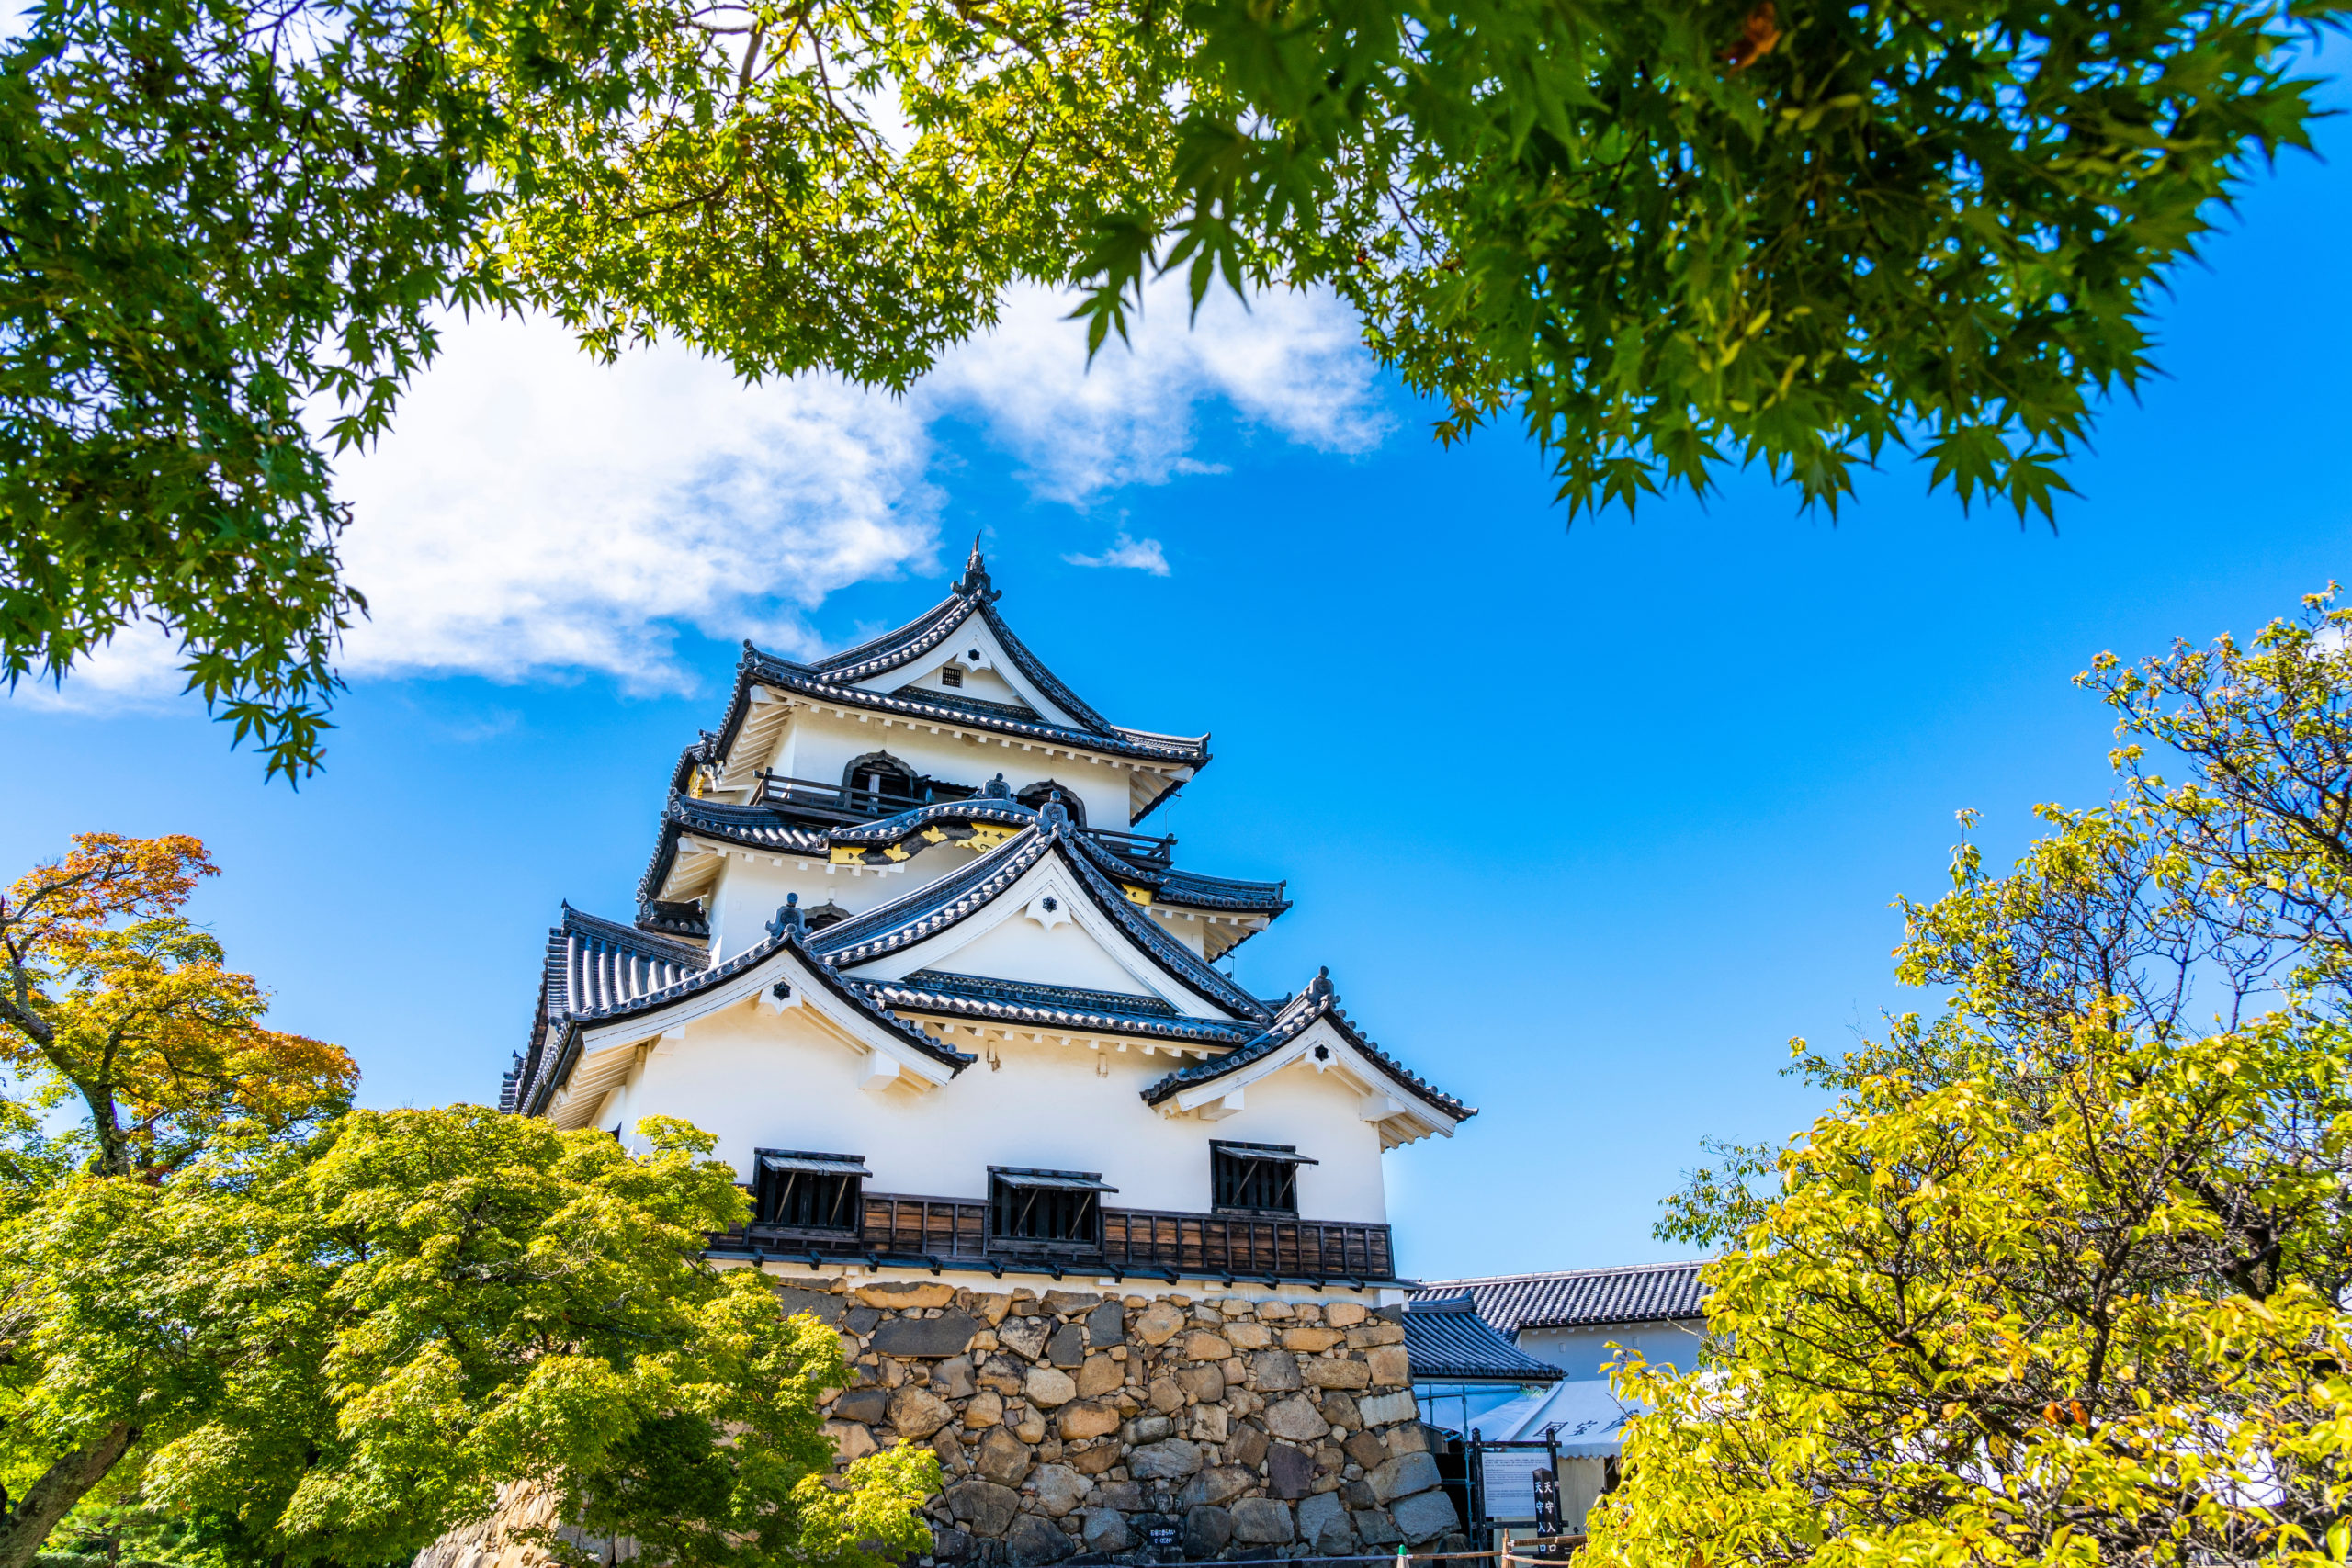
[789,1278,1457,1565]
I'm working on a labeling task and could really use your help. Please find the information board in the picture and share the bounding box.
[1479,1448,1547,1524]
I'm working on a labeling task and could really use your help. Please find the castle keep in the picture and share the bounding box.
[501,547,1476,1562]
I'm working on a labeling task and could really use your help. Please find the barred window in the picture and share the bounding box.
[754,1150,869,1233]
[1211,1141,1316,1215]
[989,1168,1115,1246]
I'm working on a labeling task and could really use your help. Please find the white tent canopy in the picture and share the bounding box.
[1471,1379,1640,1458]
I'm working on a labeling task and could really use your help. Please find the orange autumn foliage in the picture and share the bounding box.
[0,832,355,1178]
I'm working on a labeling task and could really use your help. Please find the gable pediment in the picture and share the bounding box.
[853,612,1088,732]
[833,847,1238,1020]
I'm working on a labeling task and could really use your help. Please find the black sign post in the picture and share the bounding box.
[1532,1468,1562,1538]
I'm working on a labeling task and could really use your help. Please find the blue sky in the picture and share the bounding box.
[6,65,2347,1282]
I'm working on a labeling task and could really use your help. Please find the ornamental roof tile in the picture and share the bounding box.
[1412,1261,1710,1333]
[1402,1293,1566,1384]
[1136,968,1474,1122]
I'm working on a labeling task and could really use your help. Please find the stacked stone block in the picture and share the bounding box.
[790,1280,1455,1564]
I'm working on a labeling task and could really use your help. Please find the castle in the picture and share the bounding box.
[499,547,1476,1563]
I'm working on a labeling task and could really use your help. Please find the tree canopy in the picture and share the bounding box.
[0,834,936,1568]
[4,0,2342,774]
[1594,588,2352,1568]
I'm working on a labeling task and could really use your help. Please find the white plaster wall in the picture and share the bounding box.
[1515,1321,1707,1380]
[616,1004,1388,1221]
[922,915,1164,998]
[707,842,976,959]
[900,664,1032,711]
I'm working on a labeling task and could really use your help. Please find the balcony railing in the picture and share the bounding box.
[756,771,972,822]
[710,1190,1400,1284]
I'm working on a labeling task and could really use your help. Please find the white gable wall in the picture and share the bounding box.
[847,616,1080,729]
[839,852,1230,1020]
[706,842,973,960]
[920,916,1165,998]
[612,1005,1388,1222]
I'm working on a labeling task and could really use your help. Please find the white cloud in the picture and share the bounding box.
[926,281,1389,504]
[12,279,1385,711]
[1063,534,1171,576]
[332,315,940,692]
[6,622,185,714]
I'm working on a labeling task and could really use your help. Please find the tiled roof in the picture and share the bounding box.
[854,971,1262,1045]
[831,795,1037,848]
[1137,968,1474,1122]
[633,794,831,918]
[1403,1293,1566,1384]
[712,552,1206,771]
[544,906,710,1017]
[814,809,1272,1023]
[1069,830,1290,916]
[808,546,1120,736]
[741,649,1207,764]
[1413,1261,1710,1333]
[514,903,975,1117]
[1151,866,1291,914]
[636,790,1288,939]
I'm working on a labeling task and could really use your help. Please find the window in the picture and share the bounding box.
[988,1167,1116,1247]
[1211,1141,1317,1215]
[844,753,919,813]
[754,1149,870,1233]
[939,662,965,688]
[1015,781,1086,825]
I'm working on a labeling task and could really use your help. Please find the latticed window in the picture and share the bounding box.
[989,1168,1114,1246]
[1211,1141,1315,1215]
[939,662,965,687]
[848,757,918,811]
[754,1150,870,1233]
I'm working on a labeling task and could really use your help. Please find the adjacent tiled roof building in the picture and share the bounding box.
[1412,1260,1709,1333]
[1402,1292,1566,1383]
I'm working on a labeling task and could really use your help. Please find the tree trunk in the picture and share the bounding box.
[0,1423,140,1568]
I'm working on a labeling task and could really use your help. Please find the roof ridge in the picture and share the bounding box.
[1419,1260,1709,1288]
[802,591,974,678]
[814,821,1052,959]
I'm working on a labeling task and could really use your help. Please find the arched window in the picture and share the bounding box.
[842,752,919,815]
[1015,780,1085,825]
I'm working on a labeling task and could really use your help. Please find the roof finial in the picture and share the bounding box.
[956,533,992,597]
[1040,799,1070,832]
[981,772,1012,800]
[1307,965,1333,1002]
[766,892,807,943]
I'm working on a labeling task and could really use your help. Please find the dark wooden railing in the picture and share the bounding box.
[756,772,971,821]
[712,1190,1398,1283]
